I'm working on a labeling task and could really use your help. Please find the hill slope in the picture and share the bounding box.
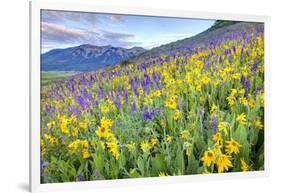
[131,21,264,63]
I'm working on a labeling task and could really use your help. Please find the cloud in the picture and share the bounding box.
[101,30,135,40]
[41,10,96,26]
[41,22,94,44]
[110,15,124,22]
[41,21,141,53]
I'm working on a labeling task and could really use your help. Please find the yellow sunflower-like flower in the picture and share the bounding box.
[95,126,111,138]
[180,130,189,140]
[201,150,215,167]
[239,97,248,105]
[152,90,161,97]
[236,113,247,125]
[240,158,249,172]
[218,122,228,135]
[201,75,211,84]
[173,110,181,121]
[255,119,264,130]
[166,135,172,144]
[212,132,223,148]
[68,140,80,153]
[107,141,119,160]
[226,95,235,106]
[165,98,177,109]
[100,117,113,129]
[150,138,158,147]
[216,154,233,173]
[79,121,87,130]
[140,140,152,153]
[127,142,136,152]
[225,138,242,155]
[59,116,69,134]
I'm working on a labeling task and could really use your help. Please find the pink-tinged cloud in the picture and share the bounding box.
[41,22,90,43]
[110,15,124,22]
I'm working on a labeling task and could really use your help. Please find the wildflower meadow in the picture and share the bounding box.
[40,20,264,183]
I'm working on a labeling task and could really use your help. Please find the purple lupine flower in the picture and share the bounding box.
[117,85,121,95]
[198,107,203,120]
[255,86,262,94]
[115,95,121,109]
[232,45,236,54]
[130,101,137,112]
[123,87,128,104]
[142,107,160,121]
[76,174,84,181]
[251,59,258,72]
[244,79,251,90]
[219,56,223,64]
[143,109,152,121]
[98,85,104,100]
[241,75,251,90]
[211,115,217,133]
[40,159,46,176]
[45,104,52,117]
[69,105,80,118]
[74,95,88,110]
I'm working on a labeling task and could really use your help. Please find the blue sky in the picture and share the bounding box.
[41,10,215,53]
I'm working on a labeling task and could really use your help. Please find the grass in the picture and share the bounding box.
[41,71,78,86]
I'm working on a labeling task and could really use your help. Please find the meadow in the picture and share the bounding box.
[41,71,78,86]
[40,26,264,183]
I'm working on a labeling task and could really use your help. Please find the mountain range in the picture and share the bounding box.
[41,45,146,71]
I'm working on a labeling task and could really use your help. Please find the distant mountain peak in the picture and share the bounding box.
[41,44,146,72]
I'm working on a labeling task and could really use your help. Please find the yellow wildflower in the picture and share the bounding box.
[218,122,228,135]
[152,90,161,97]
[180,130,189,140]
[140,140,152,153]
[239,97,248,105]
[59,116,69,134]
[68,139,81,154]
[82,149,90,159]
[248,99,256,108]
[95,126,111,138]
[216,154,233,173]
[79,121,87,130]
[107,141,119,160]
[231,89,238,96]
[210,103,217,114]
[101,105,110,113]
[202,75,210,84]
[173,110,181,121]
[166,135,172,144]
[240,158,249,172]
[225,138,242,155]
[127,142,136,152]
[212,133,223,148]
[255,119,263,130]
[226,95,235,106]
[100,117,113,129]
[165,98,177,109]
[201,150,215,167]
[150,138,158,147]
[47,121,55,129]
[236,113,247,125]
[159,171,166,177]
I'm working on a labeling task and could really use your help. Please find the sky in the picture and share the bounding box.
[41,10,215,53]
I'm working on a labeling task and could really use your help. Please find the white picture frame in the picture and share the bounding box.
[30,0,270,192]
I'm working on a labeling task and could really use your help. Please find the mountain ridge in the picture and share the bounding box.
[41,44,146,71]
